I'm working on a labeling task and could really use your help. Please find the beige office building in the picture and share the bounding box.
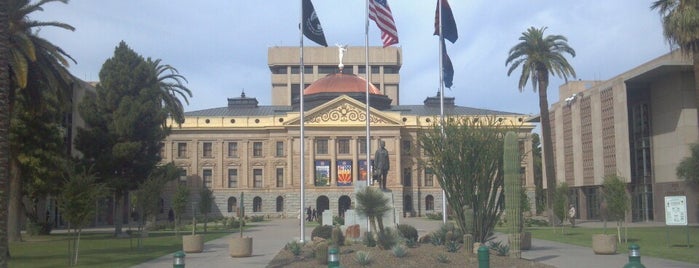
[547,50,698,223]
[160,46,536,219]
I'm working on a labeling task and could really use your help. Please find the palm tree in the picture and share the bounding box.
[651,0,699,131]
[506,26,576,224]
[0,1,12,265]
[146,58,191,125]
[6,0,75,243]
[354,186,390,236]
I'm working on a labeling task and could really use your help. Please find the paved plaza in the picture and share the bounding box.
[131,217,697,268]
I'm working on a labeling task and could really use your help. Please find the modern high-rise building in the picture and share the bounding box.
[159,46,536,220]
[546,50,698,223]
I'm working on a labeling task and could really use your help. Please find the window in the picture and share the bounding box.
[227,197,237,213]
[337,138,350,154]
[424,168,434,186]
[426,195,434,211]
[177,142,187,158]
[253,196,262,212]
[371,66,380,73]
[253,142,263,157]
[403,168,412,186]
[228,142,238,157]
[402,140,411,154]
[276,196,284,212]
[316,139,328,154]
[357,138,367,154]
[178,169,187,186]
[318,65,336,74]
[276,141,284,157]
[202,169,212,188]
[276,168,284,187]
[384,66,399,74]
[203,142,213,158]
[253,169,263,188]
[228,169,238,188]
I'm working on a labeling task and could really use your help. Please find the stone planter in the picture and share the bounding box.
[182,234,204,253]
[229,237,253,257]
[591,234,617,254]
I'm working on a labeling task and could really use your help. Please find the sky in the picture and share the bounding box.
[32,0,671,117]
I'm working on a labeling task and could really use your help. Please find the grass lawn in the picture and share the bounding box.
[526,225,699,264]
[8,224,248,268]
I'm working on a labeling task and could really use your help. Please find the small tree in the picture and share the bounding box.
[199,187,214,233]
[172,183,189,236]
[602,175,629,243]
[58,166,107,266]
[553,182,569,233]
[355,186,390,236]
[676,142,699,185]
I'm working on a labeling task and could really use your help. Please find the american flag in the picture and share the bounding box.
[368,0,398,47]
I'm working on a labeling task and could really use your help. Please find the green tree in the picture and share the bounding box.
[602,175,629,243]
[75,42,169,236]
[0,2,10,264]
[7,0,75,243]
[419,116,513,243]
[506,26,576,225]
[147,59,191,125]
[199,187,214,233]
[531,133,545,214]
[58,166,107,266]
[651,0,699,129]
[676,142,699,185]
[172,183,189,236]
[553,182,569,231]
[354,186,390,236]
[10,90,66,236]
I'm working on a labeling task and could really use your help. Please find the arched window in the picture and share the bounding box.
[426,195,434,211]
[276,196,284,212]
[253,196,262,212]
[228,197,237,213]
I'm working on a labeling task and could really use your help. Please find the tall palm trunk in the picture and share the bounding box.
[537,69,557,225]
[694,52,699,131]
[0,2,11,265]
[8,158,21,242]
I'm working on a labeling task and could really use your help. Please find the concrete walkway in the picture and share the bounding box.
[131,217,698,268]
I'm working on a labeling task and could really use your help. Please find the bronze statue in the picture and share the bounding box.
[373,140,389,190]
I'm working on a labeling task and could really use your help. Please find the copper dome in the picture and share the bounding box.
[304,73,381,95]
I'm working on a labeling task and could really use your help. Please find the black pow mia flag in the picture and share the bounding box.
[302,0,328,47]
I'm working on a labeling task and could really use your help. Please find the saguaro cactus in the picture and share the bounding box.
[504,131,522,258]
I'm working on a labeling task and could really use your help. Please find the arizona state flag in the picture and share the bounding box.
[302,0,328,47]
[441,39,454,88]
[434,0,458,43]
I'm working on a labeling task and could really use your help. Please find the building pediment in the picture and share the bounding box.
[285,95,401,127]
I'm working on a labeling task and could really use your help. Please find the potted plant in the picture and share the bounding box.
[230,192,252,257]
[592,174,628,255]
[182,202,204,253]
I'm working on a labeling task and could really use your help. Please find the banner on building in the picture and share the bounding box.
[315,160,331,186]
[358,160,368,181]
[337,160,352,186]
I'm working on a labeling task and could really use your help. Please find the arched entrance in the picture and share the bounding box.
[253,196,262,212]
[403,195,413,216]
[276,196,284,212]
[227,197,237,213]
[338,195,351,218]
[316,196,329,217]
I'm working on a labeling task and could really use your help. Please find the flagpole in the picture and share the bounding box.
[365,0,373,235]
[438,0,447,224]
[299,0,307,242]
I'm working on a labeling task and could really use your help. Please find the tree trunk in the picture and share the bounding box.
[693,52,699,135]
[537,69,557,226]
[113,191,124,236]
[8,158,21,242]
[0,2,12,265]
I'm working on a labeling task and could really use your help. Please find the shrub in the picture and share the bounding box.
[487,240,510,256]
[377,227,400,249]
[331,226,345,246]
[363,231,376,247]
[333,215,344,226]
[392,245,408,258]
[445,240,461,253]
[435,253,449,263]
[249,215,265,222]
[354,250,371,266]
[404,237,418,248]
[286,240,303,256]
[396,224,418,241]
[311,225,333,240]
[426,212,443,220]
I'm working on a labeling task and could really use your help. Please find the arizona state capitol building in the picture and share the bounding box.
[160,46,536,219]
